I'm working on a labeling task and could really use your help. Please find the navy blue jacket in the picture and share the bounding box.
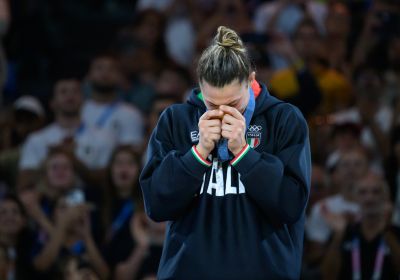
[140,82,311,280]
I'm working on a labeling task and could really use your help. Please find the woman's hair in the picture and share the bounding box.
[197,26,252,87]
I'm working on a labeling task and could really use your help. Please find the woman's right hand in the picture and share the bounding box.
[196,109,224,159]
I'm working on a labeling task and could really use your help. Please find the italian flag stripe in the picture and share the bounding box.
[191,146,212,167]
[230,144,251,166]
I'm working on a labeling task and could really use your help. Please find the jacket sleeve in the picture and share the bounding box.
[232,105,311,224]
[139,108,210,222]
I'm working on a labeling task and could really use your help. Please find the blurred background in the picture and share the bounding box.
[0,0,400,279]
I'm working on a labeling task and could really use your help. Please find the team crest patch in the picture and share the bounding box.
[246,125,262,148]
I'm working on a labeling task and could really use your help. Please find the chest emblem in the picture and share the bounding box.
[246,125,262,148]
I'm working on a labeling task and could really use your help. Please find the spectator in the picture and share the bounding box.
[195,0,253,51]
[0,0,10,107]
[331,66,392,170]
[32,195,109,280]
[115,39,157,115]
[57,255,100,280]
[82,54,145,149]
[385,125,400,226]
[325,121,362,175]
[321,172,400,280]
[268,19,323,117]
[383,33,400,107]
[321,3,352,74]
[0,194,36,280]
[351,0,400,72]
[113,208,165,280]
[102,146,141,269]
[254,0,327,36]
[18,78,116,190]
[0,96,45,190]
[306,148,369,259]
[20,148,81,235]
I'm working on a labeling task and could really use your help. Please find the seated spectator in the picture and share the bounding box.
[0,96,45,190]
[0,194,36,279]
[32,195,109,280]
[82,54,145,149]
[321,172,400,280]
[18,78,116,190]
[306,148,369,259]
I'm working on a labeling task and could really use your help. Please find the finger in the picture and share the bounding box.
[200,109,224,120]
[208,126,222,134]
[221,124,233,132]
[222,114,238,125]
[208,133,221,141]
[221,130,232,139]
[202,119,222,127]
[219,105,244,120]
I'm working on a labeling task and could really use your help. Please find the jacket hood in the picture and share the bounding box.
[186,81,283,117]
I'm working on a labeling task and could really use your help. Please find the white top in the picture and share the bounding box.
[253,1,327,35]
[331,106,393,171]
[19,123,116,169]
[306,194,360,243]
[81,100,144,146]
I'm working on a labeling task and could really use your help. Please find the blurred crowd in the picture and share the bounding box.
[0,0,399,279]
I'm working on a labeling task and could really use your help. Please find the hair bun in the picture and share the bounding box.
[215,26,244,52]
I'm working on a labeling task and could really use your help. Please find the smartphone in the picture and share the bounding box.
[65,189,85,207]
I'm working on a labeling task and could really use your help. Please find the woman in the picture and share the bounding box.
[32,195,108,279]
[0,194,35,280]
[103,145,165,280]
[140,26,311,279]
[20,146,95,235]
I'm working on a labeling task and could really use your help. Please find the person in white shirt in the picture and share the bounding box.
[82,54,144,148]
[305,148,369,268]
[18,78,116,190]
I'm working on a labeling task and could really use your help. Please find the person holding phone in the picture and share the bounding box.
[140,26,311,279]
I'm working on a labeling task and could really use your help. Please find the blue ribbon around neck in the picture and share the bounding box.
[217,87,255,162]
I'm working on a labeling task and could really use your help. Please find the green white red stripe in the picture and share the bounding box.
[230,144,251,166]
[191,145,212,167]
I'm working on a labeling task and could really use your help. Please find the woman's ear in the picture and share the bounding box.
[248,71,256,83]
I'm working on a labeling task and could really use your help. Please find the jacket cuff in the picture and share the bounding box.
[180,146,212,178]
[231,146,261,175]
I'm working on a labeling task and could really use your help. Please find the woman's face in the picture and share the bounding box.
[112,151,139,195]
[200,77,252,114]
[0,200,25,236]
[46,154,75,193]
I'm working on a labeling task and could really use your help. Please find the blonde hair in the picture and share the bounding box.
[197,26,252,87]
